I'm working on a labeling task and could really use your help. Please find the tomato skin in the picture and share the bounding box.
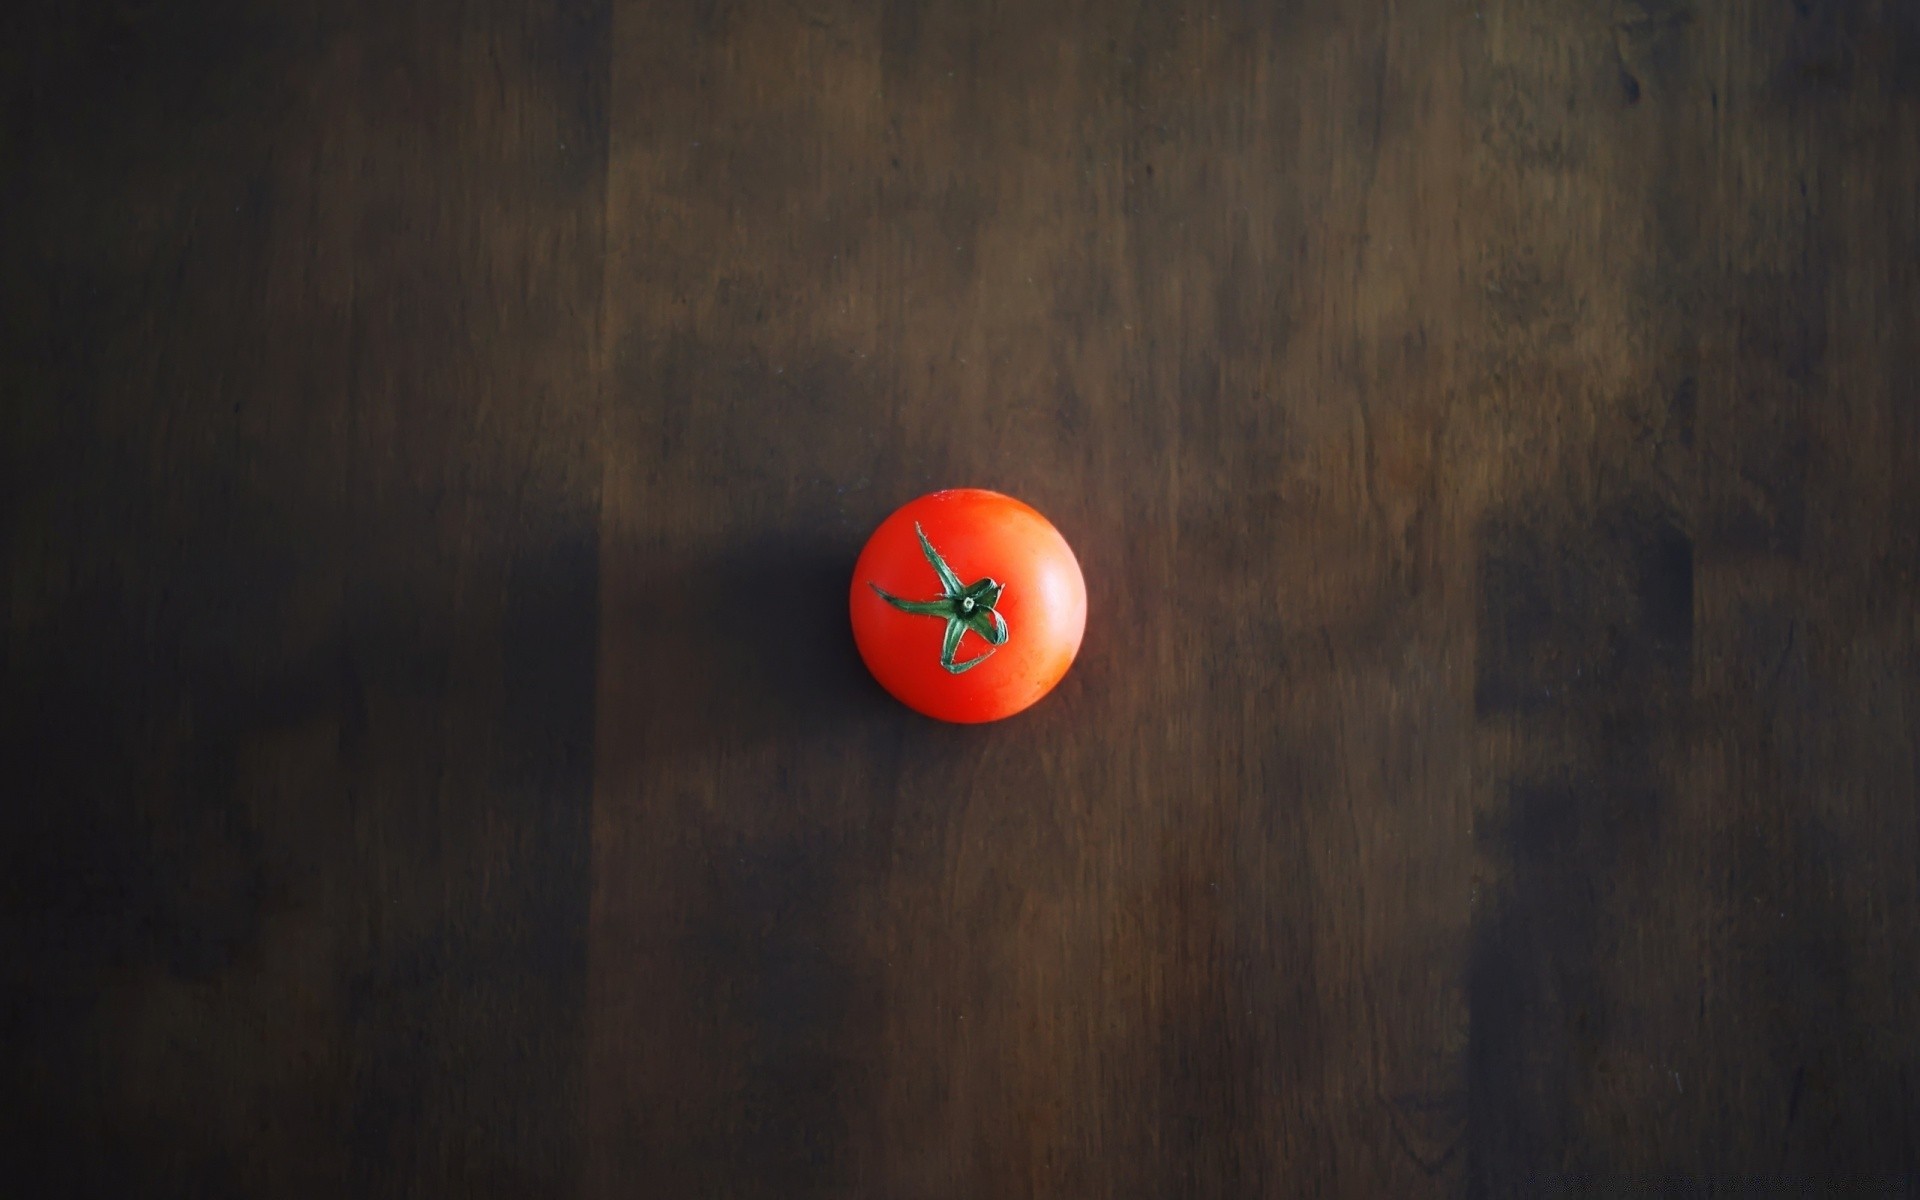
[850,489,1086,723]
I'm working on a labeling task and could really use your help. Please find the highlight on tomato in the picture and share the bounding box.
[849,489,1087,723]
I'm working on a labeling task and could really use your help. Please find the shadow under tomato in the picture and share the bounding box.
[616,531,894,760]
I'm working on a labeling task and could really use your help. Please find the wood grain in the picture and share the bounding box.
[4,1,608,1194]
[6,0,1918,1195]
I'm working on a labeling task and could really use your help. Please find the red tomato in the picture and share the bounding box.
[850,489,1087,723]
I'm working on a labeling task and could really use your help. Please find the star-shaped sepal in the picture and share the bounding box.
[868,523,1010,674]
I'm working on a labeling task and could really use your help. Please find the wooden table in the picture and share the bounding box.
[6,0,1917,1194]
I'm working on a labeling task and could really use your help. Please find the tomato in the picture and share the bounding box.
[850,489,1087,723]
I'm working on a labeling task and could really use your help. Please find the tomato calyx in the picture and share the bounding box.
[868,522,1010,675]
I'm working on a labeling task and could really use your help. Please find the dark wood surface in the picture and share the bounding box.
[6,0,1917,1195]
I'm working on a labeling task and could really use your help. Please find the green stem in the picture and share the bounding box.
[869,523,1011,674]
